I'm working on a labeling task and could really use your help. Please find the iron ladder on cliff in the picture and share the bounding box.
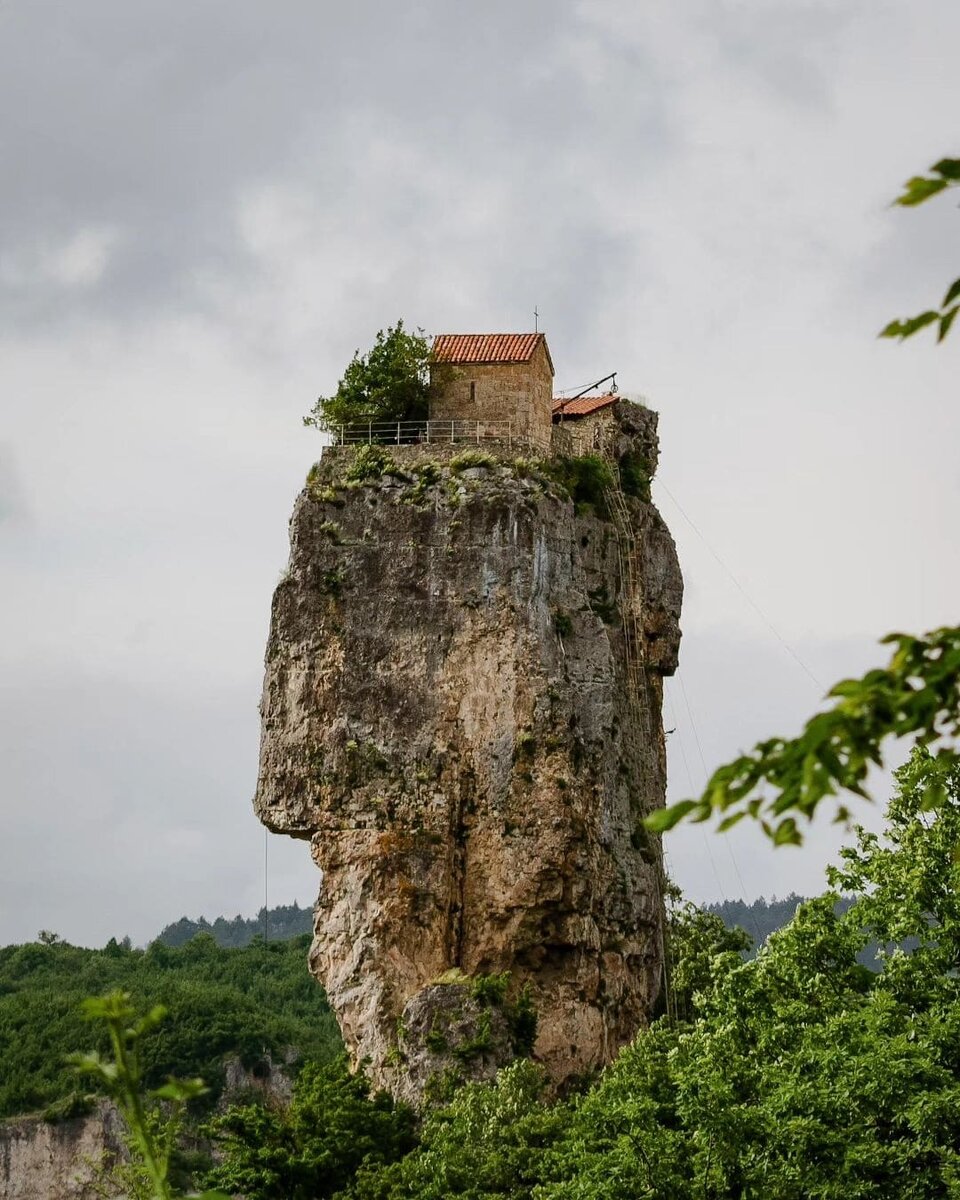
[604,481,676,1022]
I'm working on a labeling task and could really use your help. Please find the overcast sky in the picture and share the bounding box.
[1,0,957,947]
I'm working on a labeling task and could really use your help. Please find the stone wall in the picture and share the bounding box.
[429,341,554,450]
[551,401,652,460]
[552,408,616,456]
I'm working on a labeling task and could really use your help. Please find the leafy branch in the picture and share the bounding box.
[70,991,228,1200]
[879,157,960,343]
[647,627,960,845]
[650,157,959,845]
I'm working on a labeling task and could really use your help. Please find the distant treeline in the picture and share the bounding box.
[157,896,834,956]
[156,902,313,948]
[158,898,808,954]
[707,893,812,951]
[708,893,877,965]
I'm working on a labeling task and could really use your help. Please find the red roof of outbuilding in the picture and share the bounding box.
[432,333,554,374]
[552,393,618,418]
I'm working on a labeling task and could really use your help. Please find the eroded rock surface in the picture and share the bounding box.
[254,401,682,1102]
[0,1105,124,1200]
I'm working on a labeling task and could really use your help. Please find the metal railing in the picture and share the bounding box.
[330,420,536,448]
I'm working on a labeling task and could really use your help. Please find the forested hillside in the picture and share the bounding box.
[707,892,861,948]
[706,892,808,947]
[0,893,871,1133]
[0,933,340,1120]
[156,902,313,948]
[195,750,960,1198]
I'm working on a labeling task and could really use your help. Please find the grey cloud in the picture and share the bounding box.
[666,626,893,904]
[0,0,672,332]
[0,661,317,947]
[852,192,960,322]
[1,0,957,947]
[0,445,29,524]
[707,2,864,110]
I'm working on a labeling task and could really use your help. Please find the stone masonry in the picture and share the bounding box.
[430,333,555,450]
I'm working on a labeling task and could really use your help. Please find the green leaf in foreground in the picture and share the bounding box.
[938,305,958,342]
[648,624,960,844]
[881,156,959,342]
[930,157,960,181]
[894,174,948,206]
[879,310,940,340]
[71,991,231,1200]
[942,276,960,308]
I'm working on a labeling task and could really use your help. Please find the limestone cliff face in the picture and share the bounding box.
[255,402,682,1102]
[0,1105,124,1200]
[0,1059,294,1200]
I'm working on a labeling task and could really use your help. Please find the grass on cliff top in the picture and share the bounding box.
[305,446,653,520]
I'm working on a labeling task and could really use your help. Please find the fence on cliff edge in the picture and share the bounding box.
[329,420,550,454]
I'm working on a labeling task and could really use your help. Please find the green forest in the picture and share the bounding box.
[156,903,314,949]
[0,895,805,1128]
[0,932,340,1120]
[6,748,957,1198]
[199,749,959,1199]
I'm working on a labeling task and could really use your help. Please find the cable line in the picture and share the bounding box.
[664,684,726,901]
[675,668,766,951]
[657,477,825,695]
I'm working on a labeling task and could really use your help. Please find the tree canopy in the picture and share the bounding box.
[0,932,340,1119]
[335,749,960,1199]
[202,1058,415,1200]
[156,903,313,948]
[304,322,432,431]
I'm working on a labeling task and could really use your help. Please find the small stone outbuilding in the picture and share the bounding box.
[552,392,619,455]
[430,333,555,449]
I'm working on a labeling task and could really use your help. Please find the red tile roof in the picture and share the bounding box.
[552,393,618,418]
[432,333,554,374]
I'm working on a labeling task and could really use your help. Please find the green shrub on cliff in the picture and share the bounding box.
[345,444,398,482]
[543,454,615,517]
[617,449,651,501]
[449,450,495,472]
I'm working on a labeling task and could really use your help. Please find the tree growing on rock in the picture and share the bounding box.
[304,321,432,432]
